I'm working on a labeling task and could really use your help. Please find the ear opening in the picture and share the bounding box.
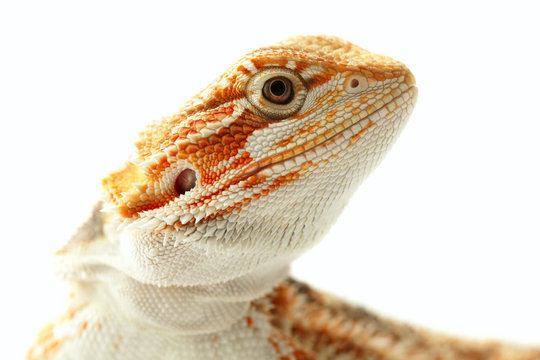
[174,168,197,196]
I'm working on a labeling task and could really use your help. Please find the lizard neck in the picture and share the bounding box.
[80,256,289,335]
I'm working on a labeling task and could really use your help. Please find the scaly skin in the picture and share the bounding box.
[28,36,539,359]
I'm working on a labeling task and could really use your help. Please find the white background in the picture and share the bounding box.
[1,0,539,358]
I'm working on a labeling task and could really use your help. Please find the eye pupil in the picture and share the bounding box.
[174,169,197,196]
[270,80,286,96]
[263,76,293,104]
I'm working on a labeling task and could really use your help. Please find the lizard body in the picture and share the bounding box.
[28,35,539,360]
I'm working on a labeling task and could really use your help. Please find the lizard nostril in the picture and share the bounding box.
[344,74,368,93]
[174,169,197,196]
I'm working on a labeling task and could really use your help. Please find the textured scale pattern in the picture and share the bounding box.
[28,36,540,359]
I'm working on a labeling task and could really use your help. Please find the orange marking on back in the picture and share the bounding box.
[62,304,87,321]
[27,322,73,360]
[78,320,88,335]
[27,304,88,360]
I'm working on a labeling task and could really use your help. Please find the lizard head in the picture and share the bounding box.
[101,35,417,286]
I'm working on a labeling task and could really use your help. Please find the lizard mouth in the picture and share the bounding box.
[236,86,418,183]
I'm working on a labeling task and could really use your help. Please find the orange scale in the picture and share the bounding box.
[177,152,188,160]
[197,137,210,148]
[242,124,255,133]
[185,144,199,154]
[293,349,315,360]
[222,135,235,146]
[306,73,333,89]
[326,109,337,120]
[233,134,247,143]
[223,147,233,157]
[374,73,386,81]
[294,61,310,73]
[203,145,215,155]
[208,134,221,145]
[237,65,252,76]
[218,127,231,137]
[195,149,206,159]
[278,136,295,147]
[229,124,244,135]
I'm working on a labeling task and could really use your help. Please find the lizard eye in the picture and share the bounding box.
[246,67,307,120]
[174,169,197,195]
[262,76,293,104]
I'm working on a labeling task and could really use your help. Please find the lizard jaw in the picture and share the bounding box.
[236,85,418,184]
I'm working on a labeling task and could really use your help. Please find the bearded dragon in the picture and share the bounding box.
[27,35,540,360]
